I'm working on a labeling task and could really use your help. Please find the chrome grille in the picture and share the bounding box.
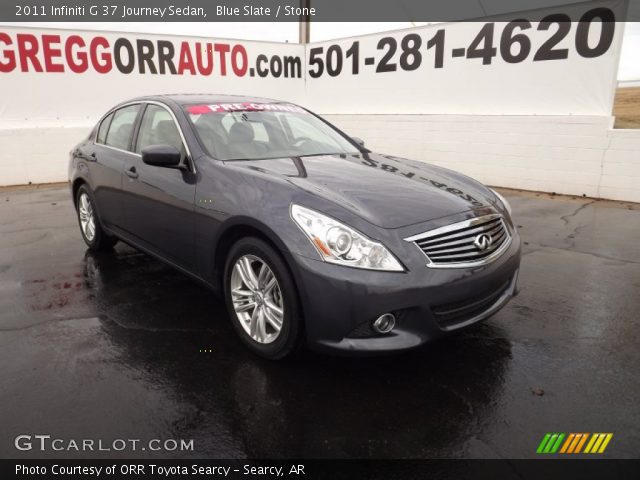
[404,214,511,268]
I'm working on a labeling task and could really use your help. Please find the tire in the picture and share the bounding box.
[224,237,302,359]
[75,184,118,251]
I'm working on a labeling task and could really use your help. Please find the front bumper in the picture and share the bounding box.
[290,225,521,355]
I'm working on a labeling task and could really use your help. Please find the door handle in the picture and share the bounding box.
[80,151,96,162]
[125,166,139,179]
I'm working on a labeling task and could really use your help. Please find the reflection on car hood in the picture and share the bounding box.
[228,153,496,228]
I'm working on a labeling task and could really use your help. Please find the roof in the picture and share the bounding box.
[130,93,288,106]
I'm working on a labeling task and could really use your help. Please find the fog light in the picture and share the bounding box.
[372,313,396,334]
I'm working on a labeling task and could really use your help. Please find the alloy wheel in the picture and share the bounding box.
[230,255,284,344]
[78,193,96,242]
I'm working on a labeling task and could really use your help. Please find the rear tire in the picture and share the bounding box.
[224,237,302,359]
[76,184,118,251]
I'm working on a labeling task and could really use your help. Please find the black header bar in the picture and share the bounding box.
[1,0,637,22]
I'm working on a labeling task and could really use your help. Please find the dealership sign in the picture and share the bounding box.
[0,32,302,77]
[0,0,626,122]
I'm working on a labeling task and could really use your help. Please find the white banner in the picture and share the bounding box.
[0,0,626,126]
[0,28,305,126]
[305,1,626,115]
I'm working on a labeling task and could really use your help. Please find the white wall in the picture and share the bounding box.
[325,114,640,203]
[4,114,639,204]
[600,129,640,202]
[0,125,89,185]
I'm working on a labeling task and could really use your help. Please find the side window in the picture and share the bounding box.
[96,113,113,144]
[136,104,185,155]
[104,104,140,151]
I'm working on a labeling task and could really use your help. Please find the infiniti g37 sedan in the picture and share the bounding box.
[69,94,521,359]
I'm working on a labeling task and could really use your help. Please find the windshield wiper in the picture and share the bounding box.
[297,152,347,158]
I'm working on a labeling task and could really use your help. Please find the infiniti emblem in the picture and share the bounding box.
[253,291,265,307]
[473,233,493,251]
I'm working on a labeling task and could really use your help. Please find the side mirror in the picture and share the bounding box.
[141,144,181,167]
[352,137,365,148]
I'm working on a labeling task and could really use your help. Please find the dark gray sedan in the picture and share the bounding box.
[68,94,521,358]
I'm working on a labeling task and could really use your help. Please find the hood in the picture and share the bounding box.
[226,152,496,229]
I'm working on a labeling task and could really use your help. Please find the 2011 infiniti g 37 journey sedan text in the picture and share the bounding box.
[69,94,521,359]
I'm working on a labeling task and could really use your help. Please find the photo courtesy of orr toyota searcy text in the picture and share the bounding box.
[15,464,302,476]
[0,32,302,77]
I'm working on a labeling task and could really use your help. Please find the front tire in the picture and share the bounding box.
[76,185,118,251]
[224,237,302,359]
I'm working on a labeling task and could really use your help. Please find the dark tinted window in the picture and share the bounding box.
[136,104,185,157]
[105,104,140,151]
[96,113,113,144]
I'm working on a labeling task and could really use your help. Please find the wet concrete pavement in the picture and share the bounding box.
[0,185,639,459]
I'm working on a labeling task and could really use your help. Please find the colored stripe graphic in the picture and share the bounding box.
[544,434,559,453]
[585,433,613,453]
[560,433,575,453]
[550,433,565,453]
[574,433,589,453]
[536,433,566,453]
[592,434,606,453]
[539,433,613,454]
[584,433,598,453]
[598,434,613,453]
[567,433,582,453]
[537,433,552,453]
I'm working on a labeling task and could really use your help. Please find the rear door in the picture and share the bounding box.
[120,103,197,269]
[90,104,141,229]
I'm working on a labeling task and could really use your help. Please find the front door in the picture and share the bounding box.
[120,103,197,270]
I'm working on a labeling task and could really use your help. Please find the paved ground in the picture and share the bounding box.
[0,185,638,459]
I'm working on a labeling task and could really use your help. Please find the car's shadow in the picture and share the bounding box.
[83,246,513,458]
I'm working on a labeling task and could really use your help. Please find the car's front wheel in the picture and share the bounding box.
[224,237,302,359]
[76,185,118,251]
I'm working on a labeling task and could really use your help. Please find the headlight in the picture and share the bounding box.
[290,204,404,272]
[490,189,512,216]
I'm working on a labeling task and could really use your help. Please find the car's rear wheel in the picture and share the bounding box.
[76,185,118,251]
[224,237,302,359]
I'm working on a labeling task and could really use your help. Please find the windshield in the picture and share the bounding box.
[184,102,359,161]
